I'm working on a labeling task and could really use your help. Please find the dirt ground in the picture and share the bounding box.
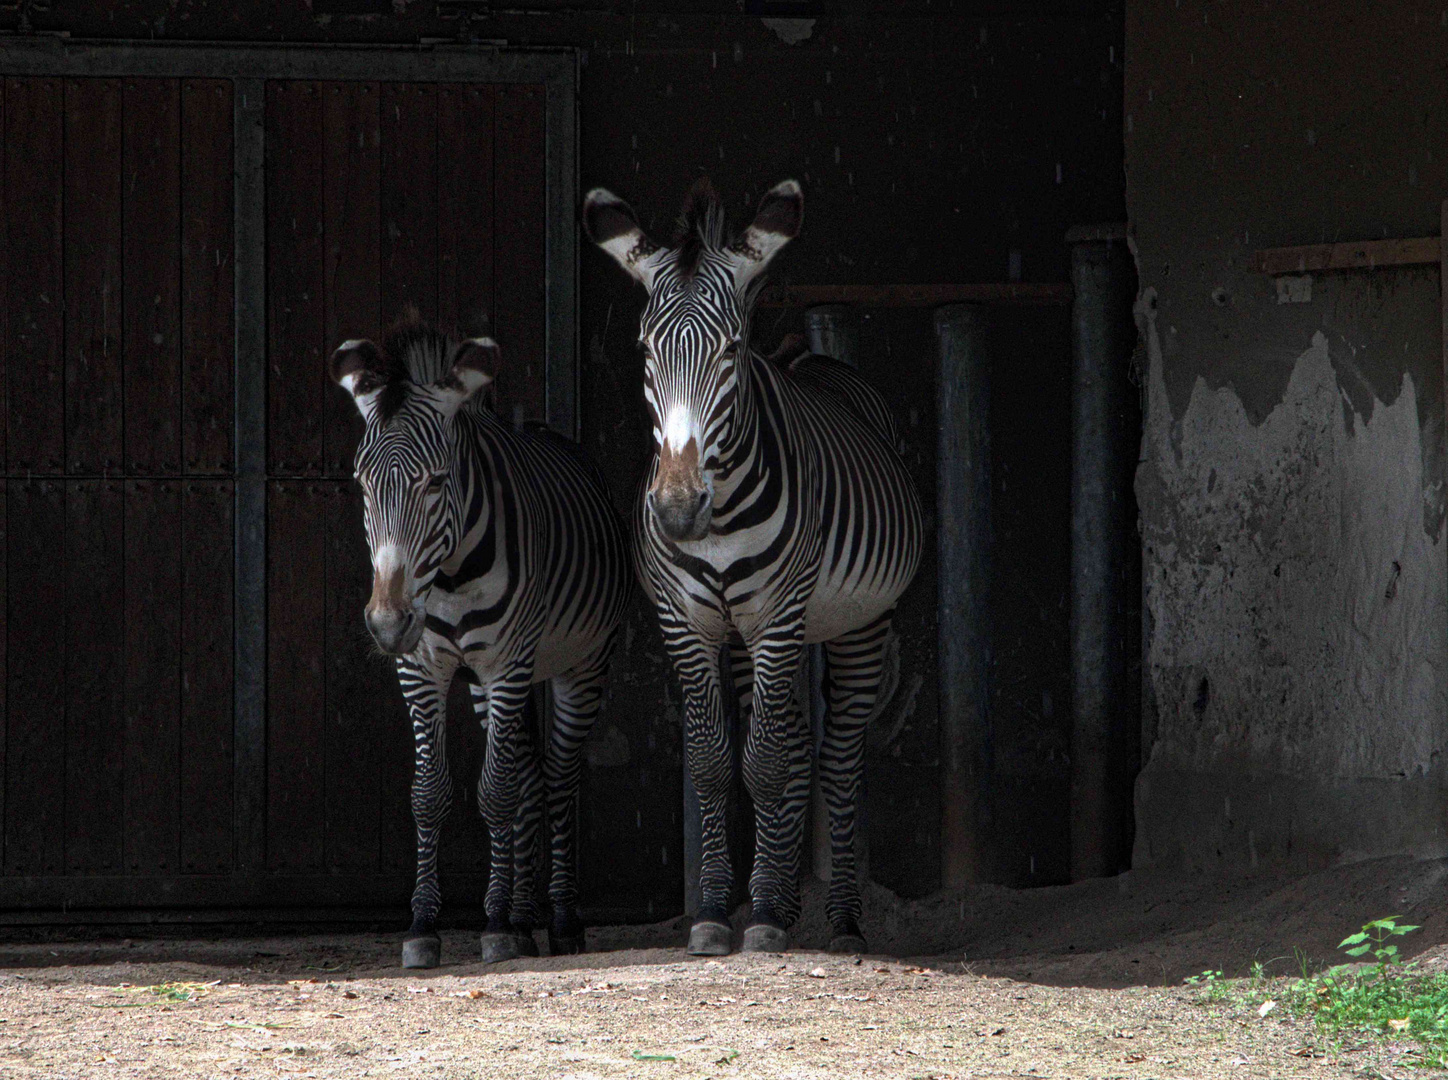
[3,855,1448,1078]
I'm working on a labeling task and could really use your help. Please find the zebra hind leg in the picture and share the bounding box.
[819,611,897,954]
[542,636,614,955]
[398,656,459,969]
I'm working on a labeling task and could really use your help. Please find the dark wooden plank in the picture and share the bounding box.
[181,479,234,873]
[63,79,124,475]
[492,84,547,424]
[63,481,125,873]
[380,82,437,327]
[323,480,396,871]
[0,81,6,475]
[266,481,327,871]
[181,79,235,476]
[0,483,7,868]
[266,81,326,477]
[437,83,495,342]
[123,79,183,476]
[6,78,64,474]
[4,480,65,874]
[1255,235,1440,275]
[322,80,380,478]
[756,283,1076,308]
[124,479,182,872]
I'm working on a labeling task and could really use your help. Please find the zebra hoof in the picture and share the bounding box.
[548,930,585,956]
[480,932,522,965]
[514,931,540,958]
[828,933,869,955]
[686,920,733,957]
[401,933,441,969]
[741,923,788,953]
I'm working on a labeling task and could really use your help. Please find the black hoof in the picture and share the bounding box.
[480,932,522,964]
[548,930,585,956]
[514,931,540,958]
[401,933,441,969]
[828,933,869,955]
[741,923,788,953]
[686,920,732,957]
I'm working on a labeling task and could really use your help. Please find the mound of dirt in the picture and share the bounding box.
[586,854,1448,987]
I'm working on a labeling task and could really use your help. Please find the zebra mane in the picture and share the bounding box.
[379,309,490,417]
[671,177,728,281]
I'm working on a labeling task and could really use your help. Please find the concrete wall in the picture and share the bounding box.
[1127,1,1448,871]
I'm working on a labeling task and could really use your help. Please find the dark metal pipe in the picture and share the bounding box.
[935,304,992,889]
[1066,226,1137,881]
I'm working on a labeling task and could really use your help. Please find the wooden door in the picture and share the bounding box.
[0,46,573,920]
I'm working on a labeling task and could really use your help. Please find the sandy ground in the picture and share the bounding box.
[3,855,1448,1078]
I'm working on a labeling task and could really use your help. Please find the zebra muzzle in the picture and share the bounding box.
[365,603,424,655]
[648,485,713,542]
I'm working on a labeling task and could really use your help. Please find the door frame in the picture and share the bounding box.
[0,40,578,917]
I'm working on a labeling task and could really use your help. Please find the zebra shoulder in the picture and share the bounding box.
[783,352,900,445]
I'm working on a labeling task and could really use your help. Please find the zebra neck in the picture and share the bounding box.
[449,409,504,550]
[710,347,764,495]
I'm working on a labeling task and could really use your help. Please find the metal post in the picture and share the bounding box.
[935,304,992,889]
[803,305,859,883]
[1066,224,1136,881]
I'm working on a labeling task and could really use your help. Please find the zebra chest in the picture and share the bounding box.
[426,557,528,647]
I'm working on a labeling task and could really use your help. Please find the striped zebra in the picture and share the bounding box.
[584,179,923,955]
[330,315,631,968]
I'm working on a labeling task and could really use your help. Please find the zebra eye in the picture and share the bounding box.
[427,473,447,491]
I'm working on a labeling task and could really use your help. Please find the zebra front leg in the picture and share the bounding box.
[477,670,537,964]
[468,684,542,958]
[543,634,615,955]
[819,610,896,953]
[671,637,735,956]
[398,653,459,969]
[740,633,811,953]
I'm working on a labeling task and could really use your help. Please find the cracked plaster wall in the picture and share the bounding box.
[1128,0,1448,870]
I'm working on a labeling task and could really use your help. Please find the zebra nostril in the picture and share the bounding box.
[697,490,711,511]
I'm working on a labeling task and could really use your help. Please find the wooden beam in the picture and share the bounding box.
[756,282,1073,308]
[1255,236,1440,275]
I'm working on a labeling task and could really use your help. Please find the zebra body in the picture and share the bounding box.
[331,319,631,967]
[586,179,922,953]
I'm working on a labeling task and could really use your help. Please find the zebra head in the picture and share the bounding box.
[583,177,803,542]
[330,321,498,655]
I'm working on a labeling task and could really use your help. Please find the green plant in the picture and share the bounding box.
[1339,917,1421,970]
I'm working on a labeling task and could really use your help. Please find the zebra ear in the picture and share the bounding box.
[583,187,664,290]
[435,337,498,416]
[729,179,803,289]
[331,338,397,422]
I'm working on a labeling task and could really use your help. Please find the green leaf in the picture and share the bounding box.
[1340,933,1370,948]
[631,1051,677,1062]
[1345,944,1372,957]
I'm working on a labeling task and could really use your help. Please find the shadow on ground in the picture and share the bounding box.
[3,854,1446,989]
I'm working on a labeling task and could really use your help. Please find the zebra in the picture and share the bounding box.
[330,314,632,968]
[583,178,923,955]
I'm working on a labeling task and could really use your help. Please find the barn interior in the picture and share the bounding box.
[0,0,1438,976]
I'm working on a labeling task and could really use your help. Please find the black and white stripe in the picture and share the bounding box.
[331,316,631,966]
[585,179,923,953]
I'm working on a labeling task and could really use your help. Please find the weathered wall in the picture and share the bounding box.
[1127,1,1448,870]
[13,1,1126,911]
